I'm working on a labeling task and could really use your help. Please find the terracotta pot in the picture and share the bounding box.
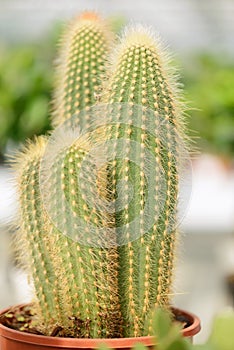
[0,305,200,350]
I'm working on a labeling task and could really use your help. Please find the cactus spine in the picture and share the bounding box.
[102,27,185,336]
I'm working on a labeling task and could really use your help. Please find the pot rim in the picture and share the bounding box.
[0,304,201,348]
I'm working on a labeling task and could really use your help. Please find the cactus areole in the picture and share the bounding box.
[0,11,200,348]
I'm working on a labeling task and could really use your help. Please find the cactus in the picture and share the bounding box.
[13,137,67,327]
[40,129,122,337]
[14,132,122,337]
[52,12,113,128]
[100,26,186,336]
[13,13,121,338]
[13,14,188,340]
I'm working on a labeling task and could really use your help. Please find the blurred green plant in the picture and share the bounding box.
[150,308,234,350]
[0,43,53,160]
[207,310,234,350]
[183,54,234,158]
[0,46,52,160]
[0,23,65,160]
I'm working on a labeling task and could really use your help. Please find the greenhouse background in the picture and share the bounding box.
[0,0,234,344]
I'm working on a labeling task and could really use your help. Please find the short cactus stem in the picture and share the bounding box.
[39,126,123,337]
[13,137,70,331]
[14,133,122,337]
[52,12,113,128]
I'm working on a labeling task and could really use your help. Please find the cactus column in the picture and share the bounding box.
[41,132,123,337]
[101,26,186,336]
[13,137,72,332]
[52,12,113,128]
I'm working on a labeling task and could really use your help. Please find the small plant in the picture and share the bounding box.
[12,12,189,339]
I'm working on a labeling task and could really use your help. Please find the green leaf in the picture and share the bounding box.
[165,338,192,350]
[208,310,234,350]
[133,343,148,350]
[151,308,192,350]
[98,343,112,350]
[152,308,173,341]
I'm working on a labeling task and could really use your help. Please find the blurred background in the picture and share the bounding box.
[0,0,234,344]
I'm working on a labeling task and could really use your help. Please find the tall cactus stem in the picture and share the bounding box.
[101,26,186,336]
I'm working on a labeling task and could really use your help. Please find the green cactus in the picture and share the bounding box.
[101,26,186,336]
[13,14,188,340]
[41,131,122,337]
[52,12,113,128]
[13,137,72,331]
[13,13,122,338]
[14,133,122,337]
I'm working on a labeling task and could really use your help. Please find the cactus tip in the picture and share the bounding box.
[77,11,102,22]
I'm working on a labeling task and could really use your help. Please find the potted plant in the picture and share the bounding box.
[0,12,200,349]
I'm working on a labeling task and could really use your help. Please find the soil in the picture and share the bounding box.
[0,305,43,336]
[0,304,189,338]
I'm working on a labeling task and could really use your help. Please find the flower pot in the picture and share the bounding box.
[0,305,200,350]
